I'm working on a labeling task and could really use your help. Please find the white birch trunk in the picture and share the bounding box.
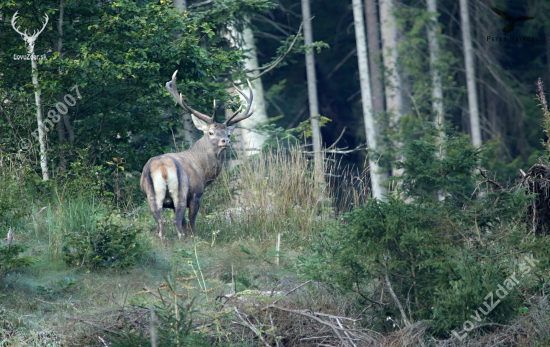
[459,0,481,146]
[234,26,268,155]
[12,11,50,181]
[379,0,403,118]
[174,0,186,9]
[31,54,48,181]
[352,0,386,200]
[426,0,444,140]
[379,0,404,179]
[223,24,268,158]
[301,0,324,184]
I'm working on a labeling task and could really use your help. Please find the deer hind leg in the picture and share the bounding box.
[151,170,169,239]
[167,169,188,240]
[173,207,186,240]
[187,194,202,239]
[148,191,165,239]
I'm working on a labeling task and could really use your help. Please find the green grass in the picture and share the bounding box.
[1,146,357,345]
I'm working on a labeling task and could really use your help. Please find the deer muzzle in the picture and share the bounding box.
[219,138,231,148]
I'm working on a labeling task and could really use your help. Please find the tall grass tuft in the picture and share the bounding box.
[198,143,370,242]
[35,197,100,260]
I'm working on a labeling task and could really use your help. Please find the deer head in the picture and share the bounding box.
[165,70,255,155]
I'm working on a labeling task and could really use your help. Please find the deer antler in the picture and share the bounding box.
[225,79,256,126]
[166,70,215,124]
[11,11,49,52]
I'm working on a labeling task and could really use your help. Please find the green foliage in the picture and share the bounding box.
[0,243,35,278]
[62,214,145,269]
[299,131,534,337]
[110,282,211,347]
[0,0,262,191]
[258,115,332,150]
[0,154,36,231]
[394,131,480,204]
[431,249,521,335]
[536,78,550,157]
[0,171,26,229]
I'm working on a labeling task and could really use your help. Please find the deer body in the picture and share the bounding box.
[141,71,254,239]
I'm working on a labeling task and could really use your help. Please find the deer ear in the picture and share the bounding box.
[227,125,236,134]
[190,114,210,132]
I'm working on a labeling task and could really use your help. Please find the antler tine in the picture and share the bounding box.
[165,70,214,124]
[36,13,49,37]
[225,79,255,126]
[11,11,25,36]
[212,99,216,119]
[224,105,243,126]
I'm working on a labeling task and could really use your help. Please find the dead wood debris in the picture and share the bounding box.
[516,163,550,235]
[65,281,550,346]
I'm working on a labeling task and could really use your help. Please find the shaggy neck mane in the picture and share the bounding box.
[182,135,226,185]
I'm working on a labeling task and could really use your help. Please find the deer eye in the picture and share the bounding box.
[209,130,214,135]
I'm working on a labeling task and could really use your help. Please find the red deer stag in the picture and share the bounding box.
[140,71,255,239]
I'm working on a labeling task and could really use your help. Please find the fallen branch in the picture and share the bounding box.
[66,316,123,336]
[384,272,411,327]
[264,305,352,346]
[35,206,48,215]
[264,280,312,308]
[327,126,347,150]
[143,286,161,299]
[233,307,270,347]
[301,144,368,156]
[479,169,503,191]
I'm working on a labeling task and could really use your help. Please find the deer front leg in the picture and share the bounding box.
[187,195,201,239]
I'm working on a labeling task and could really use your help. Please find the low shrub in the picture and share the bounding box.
[0,243,35,278]
[62,214,146,269]
[299,131,535,338]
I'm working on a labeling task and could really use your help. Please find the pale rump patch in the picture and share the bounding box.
[150,160,179,210]
[160,165,168,180]
[151,169,167,210]
[166,166,179,207]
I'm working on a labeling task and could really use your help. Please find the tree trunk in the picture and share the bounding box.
[353,0,386,200]
[55,0,75,145]
[223,23,268,161]
[546,25,550,83]
[301,0,324,184]
[31,56,49,181]
[379,0,403,119]
[12,12,49,180]
[174,0,199,147]
[459,0,481,146]
[174,0,186,10]
[379,0,403,179]
[233,26,268,155]
[364,0,384,117]
[426,0,444,143]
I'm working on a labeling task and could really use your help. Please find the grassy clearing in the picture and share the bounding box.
[3,142,550,346]
[0,145,367,346]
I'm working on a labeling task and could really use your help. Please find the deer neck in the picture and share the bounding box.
[186,136,226,184]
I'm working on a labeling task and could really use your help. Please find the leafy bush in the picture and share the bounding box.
[0,243,35,278]
[63,215,145,269]
[299,130,533,337]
